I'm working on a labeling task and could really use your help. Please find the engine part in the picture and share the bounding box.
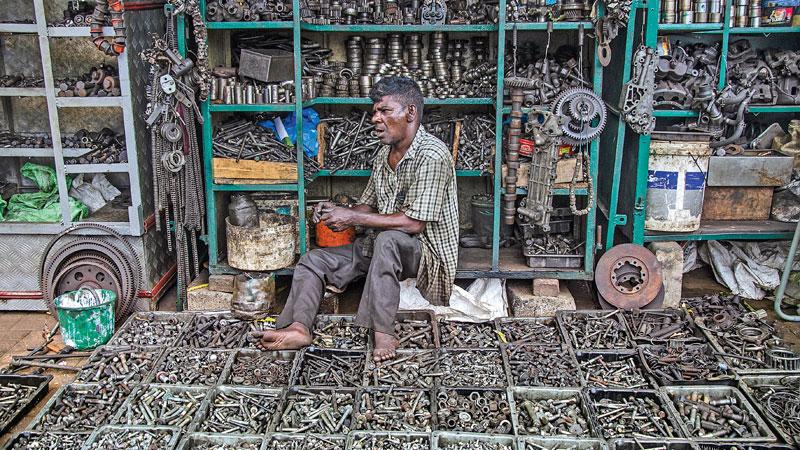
[421,0,446,24]
[620,45,657,135]
[595,244,663,309]
[207,0,293,21]
[594,0,632,66]
[39,223,142,321]
[552,87,607,145]
[90,0,126,56]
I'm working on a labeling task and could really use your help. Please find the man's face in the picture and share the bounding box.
[372,95,411,145]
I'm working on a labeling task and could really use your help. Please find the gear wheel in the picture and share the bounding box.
[505,76,537,89]
[552,87,607,145]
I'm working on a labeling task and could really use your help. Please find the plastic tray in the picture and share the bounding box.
[508,387,596,438]
[638,343,736,386]
[501,343,582,388]
[191,386,285,435]
[76,345,164,384]
[293,347,367,388]
[176,312,250,349]
[82,425,182,450]
[147,347,235,386]
[519,437,607,450]
[556,310,634,351]
[610,439,698,450]
[108,311,195,347]
[739,374,800,446]
[312,314,371,350]
[0,374,51,435]
[175,432,266,450]
[268,433,347,449]
[364,349,440,389]
[396,310,441,350]
[661,385,776,443]
[432,431,516,449]
[694,319,796,375]
[276,386,357,434]
[220,348,299,388]
[584,388,685,440]
[621,308,709,345]
[434,387,511,434]
[28,382,130,433]
[347,431,432,449]
[495,317,563,346]
[2,431,90,450]
[353,387,435,432]
[112,384,210,430]
[438,319,501,350]
[574,350,655,389]
[438,349,508,388]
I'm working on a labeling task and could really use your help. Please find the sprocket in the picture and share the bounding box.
[552,87,607,145]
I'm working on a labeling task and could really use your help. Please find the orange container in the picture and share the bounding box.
[315,221,356,247]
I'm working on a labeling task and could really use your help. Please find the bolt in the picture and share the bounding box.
[6,432,86,450]
[579,353,650,389]
[118,385,205,430]
[201,388,282,434]
[228,350,294,386]
[353,388,432,431]
[515,394,590,436]
[35,383,132,432]
[560,311,632,350]
[313,316,368,350]
[278,389,355,434]
[153,348,229,386]
[86,427,177,449]
[440,320,498,348]
[367,349,440,388]
[179,314,247,349]
[590,392,676,439]
[297,348,365,387]
[439,350,506,387]
[506,344,580,387]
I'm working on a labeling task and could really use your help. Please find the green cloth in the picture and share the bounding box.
[0,162,88,222]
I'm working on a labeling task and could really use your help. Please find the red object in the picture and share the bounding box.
[315,222,356,247]
[519,138,535,157]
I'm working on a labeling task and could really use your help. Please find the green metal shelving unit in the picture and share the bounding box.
[598,1,799,247]
[197,0,604,279]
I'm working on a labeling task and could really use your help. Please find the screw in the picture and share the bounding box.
[354,388,433,431]
[578,353,650,389]
[77,346,160,384]
[506,344,580,387]
[313,316,368,350]
[5,432,87,450]
[118,385,206,430]
[268,435,345,450]
[560,311,632,350]
[367,349,440,388]
[35,383,132,432]
[200,388,282,434]
[515,393,590,436]
[86,427,177,449]
[440,321,498,348]
[179,314,247,349]
[152,348,229,386]
[395,319,436,350]
[297,348,365,387]
[278,389,355,434]
[350,434,429,449]
[498,318,561,344]
[439,350,507,387]
[590,392,676,439]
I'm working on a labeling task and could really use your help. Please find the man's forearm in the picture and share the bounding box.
[349,207,424,234]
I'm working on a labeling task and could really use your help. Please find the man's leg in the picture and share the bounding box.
[255,239,370,350]
[354,230,422,361]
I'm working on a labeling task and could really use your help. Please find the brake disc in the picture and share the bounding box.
[596,244,663,309]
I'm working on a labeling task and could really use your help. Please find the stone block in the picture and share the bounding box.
[209,274,235,293]
[532,278,560,297]
[508,280,576,317]
[186,287,232,312]
[647,241,683,309]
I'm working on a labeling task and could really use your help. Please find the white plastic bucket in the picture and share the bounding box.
[645,136,711,232]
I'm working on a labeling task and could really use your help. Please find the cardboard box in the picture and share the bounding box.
[702,187,774,220]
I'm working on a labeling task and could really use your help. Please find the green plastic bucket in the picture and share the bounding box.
[53,288,116,350]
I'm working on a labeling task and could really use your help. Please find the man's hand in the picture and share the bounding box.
[312,201,336,224]
[320,206,357,231]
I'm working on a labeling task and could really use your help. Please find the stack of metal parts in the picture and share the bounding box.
[55,65,121,97]
[505,52,593,107]
[49,0,108,27]
[6,304,800,448]
[211,117,321,180]
[507,0,591,22]
[63,128,127,164]
[39,223,142,321]
[424,111,495,171]
[88,0,127,56]
[141,9,207,303]
[316,33,498,100]
[726,40,800,106]
[659,0,725,24]
[0,75,44,88]
[0,132,52,148]
[206,0,294,21]
[211,73,301,105]
[299,0,498,24]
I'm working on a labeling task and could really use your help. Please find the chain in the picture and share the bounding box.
[569,145,593,216]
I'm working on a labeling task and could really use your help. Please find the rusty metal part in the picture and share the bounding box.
[596,244,663,309]
[178,314,247,348]
[354,388,433,431]
[505,344,581,387]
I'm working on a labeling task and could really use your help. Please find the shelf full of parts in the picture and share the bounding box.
[190,0,627,280]
[599,0,799,248]
[0,0,174,311]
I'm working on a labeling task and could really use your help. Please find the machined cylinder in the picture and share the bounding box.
[749,0,761,27]
[708,0,722,22]
[234,83,244,104]
[661,0,677,23]
[679,0,693,23]
[245,84,255,104]
[694,0,708,22]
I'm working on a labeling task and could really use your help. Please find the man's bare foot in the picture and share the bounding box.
[373,331,399,362]
[251,322,312,351]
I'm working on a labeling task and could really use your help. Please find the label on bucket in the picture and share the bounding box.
[648,170,706,190]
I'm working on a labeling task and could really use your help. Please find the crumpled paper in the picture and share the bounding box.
[398,278,508,322]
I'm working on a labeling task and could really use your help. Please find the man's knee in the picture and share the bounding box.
[373,230,411,256]
[297,248,327,269]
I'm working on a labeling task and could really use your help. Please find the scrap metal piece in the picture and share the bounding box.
[621,45,657,135]
[596,244,663,309]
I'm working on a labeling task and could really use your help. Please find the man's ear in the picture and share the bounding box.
[406,103,418,123]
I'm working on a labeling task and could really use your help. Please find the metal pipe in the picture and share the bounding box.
[773,219,800,322]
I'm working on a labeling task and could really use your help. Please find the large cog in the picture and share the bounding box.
[552,87,607,145]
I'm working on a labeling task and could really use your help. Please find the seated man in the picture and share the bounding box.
[254,76,459,361]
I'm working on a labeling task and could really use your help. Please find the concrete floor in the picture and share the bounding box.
[0,269,798,446]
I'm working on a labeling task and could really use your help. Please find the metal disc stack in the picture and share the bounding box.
[39,223,142,321]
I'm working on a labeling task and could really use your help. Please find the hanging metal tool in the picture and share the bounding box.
[594,0,632,66]
[141,5,206,304]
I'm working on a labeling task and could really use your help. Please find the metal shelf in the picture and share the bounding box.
[654,106,800,117]
[517,186,589,196]
[55,96,124,108]
[657,23,723,32]
[209,103,295,112]
[726,26,800,34]
[301,23,498,32]
[304,97,495,106]
[0,23,37,33]
[314,169,487,177]
[0,87,46,97]
[644,220,796,242]
[47,26,115,37]
[0,147,54,158]
[653,110,698,117]
[206,21,293,29]
[505,21,593,30]
[211,183,300,192]
[64,163,130,174]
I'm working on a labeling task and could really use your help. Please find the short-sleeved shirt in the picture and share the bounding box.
[359,126,459,305]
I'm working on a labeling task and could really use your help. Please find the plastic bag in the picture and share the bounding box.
[70,174,107,213]
[0,162,88,222]
[231,273,275,320]
[259,108,320,158]
[92,174,121,202]
[228,193,259,227]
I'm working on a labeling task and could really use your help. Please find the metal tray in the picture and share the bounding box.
[573,350,655,389]
[28,382,131,433]
[347,430,432,449]
[191,386,285,435]
[610,439,697,450]
[146,347,235,386]
[176,312,250,349]
[434,387,512,434]
[438,349,508,388]
[695,443,796,450]
[267,433,347,450]
[353,387,435,432]
[0,374,51,435]
[637,343,736,386]
[437,319,501,350]
[737,375,800,446]
[556,310,635,351]
[220,348,299,388]
[108,311,195,347]
[519,437,607,450]
[693,319,797,375]
[175,432,266,450]
[292,347,367,388]
[584,388,685,440]
[621,309,709,345]
[312,314,371,351]
[76,345,165,385]
[396,310,441,350]
[495,317,562,346]
[364,349,440,389]
[112,384,210,430]
[508,387,597,438]
[276,386,357,434]
[82,425,182,450]
[2,431,89,450]
[432,431,516,449]
[661,385,776,443]
[501,343,582,388]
